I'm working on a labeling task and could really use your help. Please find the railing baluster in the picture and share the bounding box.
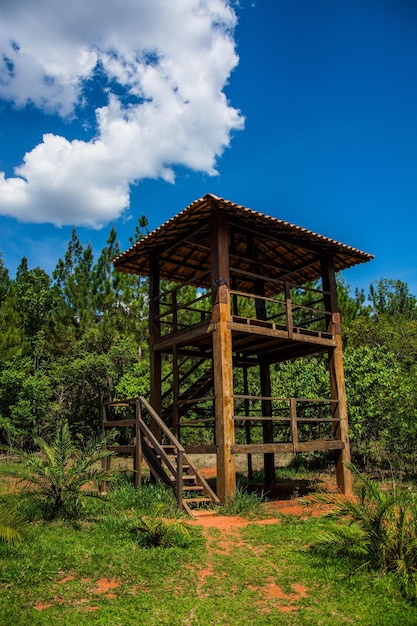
[290,398,298,450]
[134,398,142,488]
[176,449,183,508]
[285,281,293,338]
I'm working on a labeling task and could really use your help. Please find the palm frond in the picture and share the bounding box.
[0,490,27,545]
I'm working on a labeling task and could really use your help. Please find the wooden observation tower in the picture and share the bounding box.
[112,194,373,503]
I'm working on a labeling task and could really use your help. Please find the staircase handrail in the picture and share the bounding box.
[139,396,185,453]
[137,418,178,477]
[138,396,185,506]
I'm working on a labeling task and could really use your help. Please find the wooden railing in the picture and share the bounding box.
[154,273,213,337]
[232,395,342,452]
[152,275,334,339]
[230,282,332,337]
[102,397,219,512]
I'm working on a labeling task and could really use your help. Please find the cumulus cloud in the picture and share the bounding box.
[0,0,244,227]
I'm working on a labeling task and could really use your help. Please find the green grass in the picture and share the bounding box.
[1,461,417,625]
[219,485,265,518]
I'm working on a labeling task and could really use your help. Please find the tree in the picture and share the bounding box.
[129,214,149,244]
[341,338,417,475]
[14,266,57,365]
[369,279,417,319]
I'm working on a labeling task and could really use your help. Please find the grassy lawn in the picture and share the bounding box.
[1,461,417,625]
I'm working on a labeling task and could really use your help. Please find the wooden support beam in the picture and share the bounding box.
[134,398,142,488]
[149,253,162,442]
[321,255,353,496]
[211,210,236,503]
[232,440,345,454]
[243,365,253,481]
[250,241,275,487]
[172,345,180,439]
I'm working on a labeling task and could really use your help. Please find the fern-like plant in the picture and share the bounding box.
[10,421,115,520]
[310,463,417,601]
[129,504,193,548]
[0,485,27,545]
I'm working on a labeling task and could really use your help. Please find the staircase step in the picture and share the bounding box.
[191,509,219,518]
[182,485,204,491]
[183,497,212,504]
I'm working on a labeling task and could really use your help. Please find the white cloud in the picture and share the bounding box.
[0,0,244,227]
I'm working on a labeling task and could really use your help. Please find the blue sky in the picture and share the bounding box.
[0,0,416,296]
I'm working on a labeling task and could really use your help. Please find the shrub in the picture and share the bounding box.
[311,464,417,602]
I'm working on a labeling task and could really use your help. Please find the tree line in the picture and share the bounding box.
[0,221,416,476]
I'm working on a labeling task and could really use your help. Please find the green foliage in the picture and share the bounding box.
[311,464,417,602]
[0,459,416,624]
[10,421,114,520]
[369,279,417,319]
[108,476,179,516]
[1,218,417,481]
[0,488,27,545]
[219,485,265,518]
[128,503,194,547]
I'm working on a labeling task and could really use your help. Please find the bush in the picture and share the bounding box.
[311,464,417,602]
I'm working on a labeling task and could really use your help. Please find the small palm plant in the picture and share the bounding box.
[311,464,417,601]
[129,503,194,548]
[11,421,115,520]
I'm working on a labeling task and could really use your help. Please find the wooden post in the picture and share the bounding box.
[149,253,162,441]
[321,255,353,496]
[284,280,293,338]
[134,398,142,488]
[290,398,298,451]
[243,364,253,481]
[176,449,183,509]
[172,345,180,439]
[260,360,275,487]
[101,404,110,494]
[254,275,275,487]
[211,210,236,503]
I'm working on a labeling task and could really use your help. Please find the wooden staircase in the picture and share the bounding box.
[102,397,220,517]
[161,358,213,427]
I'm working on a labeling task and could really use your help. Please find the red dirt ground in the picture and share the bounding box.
[30,464,337,615]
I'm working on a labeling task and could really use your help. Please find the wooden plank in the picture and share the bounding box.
[153,320,214,351]
[233,394,338,404]
[229,321,336,346]
[184,445,217,454]
[234,416,290,422]
[233,416,339,423]
[103,419,137,428]
[231,440,345,454]
[295,440,345,452]
[108,445,135,454]
[232,443,294,454]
